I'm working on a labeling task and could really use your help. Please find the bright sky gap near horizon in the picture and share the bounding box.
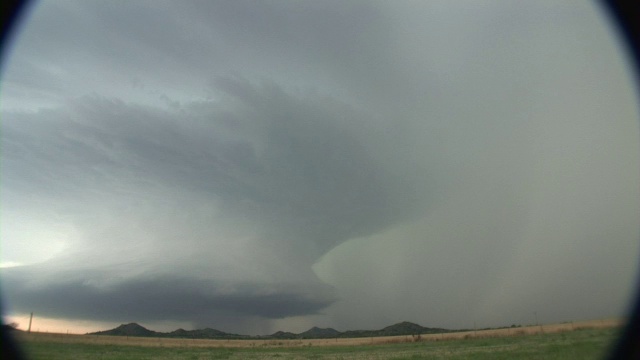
[1,0,639,336]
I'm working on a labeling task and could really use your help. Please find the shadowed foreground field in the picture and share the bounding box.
[14,321,622,360]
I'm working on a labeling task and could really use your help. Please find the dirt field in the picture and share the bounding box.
[14,318,623,348]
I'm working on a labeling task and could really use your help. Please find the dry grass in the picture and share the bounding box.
[15,318,623,349]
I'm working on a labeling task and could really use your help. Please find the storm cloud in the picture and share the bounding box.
[1,79,407,324]
[1,0,639,334]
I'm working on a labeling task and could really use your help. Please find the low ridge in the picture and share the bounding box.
[299,326,341,339]
[89,321,451,340]
[88,323,244,339]
[91,323,158,337]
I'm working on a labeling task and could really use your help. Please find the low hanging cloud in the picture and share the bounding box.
[3,265,336,322]
[1,77,424,328]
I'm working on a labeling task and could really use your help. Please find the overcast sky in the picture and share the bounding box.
[1,0,639,335]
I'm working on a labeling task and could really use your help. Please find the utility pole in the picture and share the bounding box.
[28,312,33,333]
[534,311,543,334]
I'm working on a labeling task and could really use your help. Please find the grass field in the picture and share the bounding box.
[12,320,623,360]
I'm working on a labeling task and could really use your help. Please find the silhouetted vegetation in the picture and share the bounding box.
[89,321,450,340]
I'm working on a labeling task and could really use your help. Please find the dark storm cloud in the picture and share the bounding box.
[3,0,415,112]
[2,265,335,321]
[3,78,416,256]
[1,76,422,325]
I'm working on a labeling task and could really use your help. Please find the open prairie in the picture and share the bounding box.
[12,319,623,359]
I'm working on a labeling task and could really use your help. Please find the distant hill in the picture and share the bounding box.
[380,321,447,336]
[168,327,247,339]
[298,326,341,339]
[90,321,450,340]
[91,323,159,337]
[339,321,448,338]
[269,330,297,339]
[89,323,245,339]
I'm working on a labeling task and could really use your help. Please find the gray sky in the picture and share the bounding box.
[1,0,639,335]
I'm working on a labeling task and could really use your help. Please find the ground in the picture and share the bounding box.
[12,319,622,360]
